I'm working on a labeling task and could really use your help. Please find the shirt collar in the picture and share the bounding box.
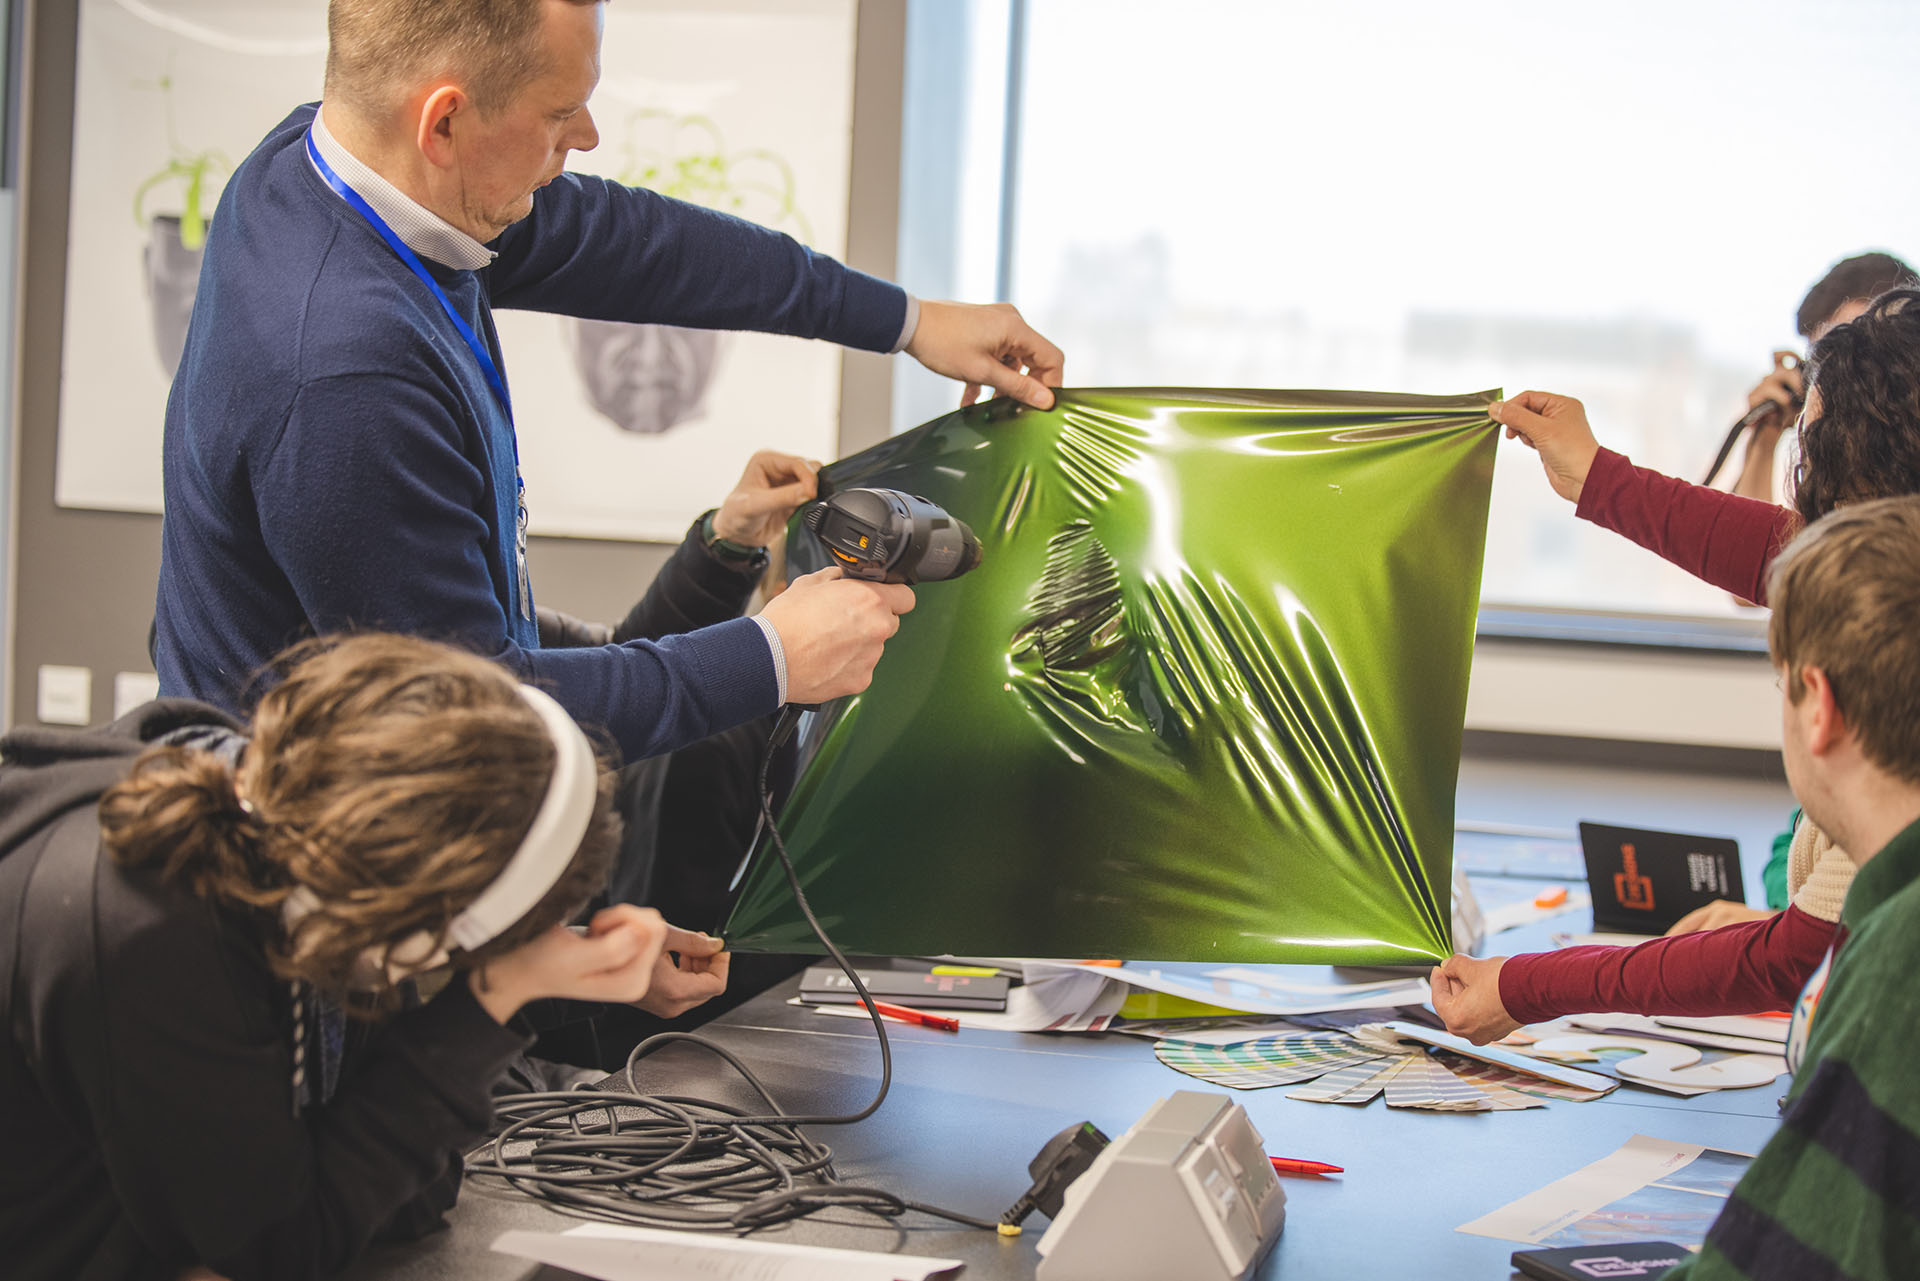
[1840,811,1920,928]
[309,108,496,272]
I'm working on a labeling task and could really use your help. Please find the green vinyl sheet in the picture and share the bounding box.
[724,387,1499,964]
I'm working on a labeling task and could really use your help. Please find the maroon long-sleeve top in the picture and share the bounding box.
[1497,447,1823,1021]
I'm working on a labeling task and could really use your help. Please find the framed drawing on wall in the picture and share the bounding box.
[55,0,859,545]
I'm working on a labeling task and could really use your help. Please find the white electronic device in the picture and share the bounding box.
[1035,1091,1286,1281]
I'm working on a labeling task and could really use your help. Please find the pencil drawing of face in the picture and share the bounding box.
[567,317,726,435]
[145,214,206,379]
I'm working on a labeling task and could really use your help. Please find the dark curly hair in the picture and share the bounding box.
[1791,288,1920,529]
[97,634,619,1013]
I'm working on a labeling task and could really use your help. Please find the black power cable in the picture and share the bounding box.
[467,707,1014,1235]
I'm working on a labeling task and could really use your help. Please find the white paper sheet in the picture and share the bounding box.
[1457,1134,1753,1249]
[491,1224,965,1281]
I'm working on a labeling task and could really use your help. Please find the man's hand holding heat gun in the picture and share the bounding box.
[757,570,916,704]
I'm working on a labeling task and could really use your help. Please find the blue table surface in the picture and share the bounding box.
[345,753,1798,1281]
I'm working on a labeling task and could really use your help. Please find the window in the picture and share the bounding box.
[901,0,1920,627]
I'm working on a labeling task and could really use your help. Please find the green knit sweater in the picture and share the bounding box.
[1669,813,1920,1280]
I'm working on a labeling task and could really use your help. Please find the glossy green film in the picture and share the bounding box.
[725,388,1498,964]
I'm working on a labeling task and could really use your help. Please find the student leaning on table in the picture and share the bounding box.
[1662,497,1920,1279]
[0,635,726,1281]
[1432,287,1920,1043]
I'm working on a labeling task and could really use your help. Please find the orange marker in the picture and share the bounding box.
[859,999,960,1032]
[1533,886,1569,909]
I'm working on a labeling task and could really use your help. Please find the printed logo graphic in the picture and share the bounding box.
[1613,842,1656,912]
[1573,1256,1685,1277]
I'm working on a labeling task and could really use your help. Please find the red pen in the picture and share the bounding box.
[1269,1156,1343,1176]
[859,998,960,1032]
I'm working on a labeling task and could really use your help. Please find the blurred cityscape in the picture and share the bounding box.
[1029,235,1769,618]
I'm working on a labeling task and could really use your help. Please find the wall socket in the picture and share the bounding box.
[114,671,161,720]
[37,665,93,726]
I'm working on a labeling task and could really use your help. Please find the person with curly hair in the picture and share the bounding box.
[0,634,726,1281]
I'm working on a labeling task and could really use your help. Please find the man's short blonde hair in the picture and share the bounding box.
[1768,494,1920,784]
[325,0,597,119]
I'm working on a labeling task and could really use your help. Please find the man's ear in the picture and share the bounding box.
[415,85,466,170]
[1800,664,1847,756]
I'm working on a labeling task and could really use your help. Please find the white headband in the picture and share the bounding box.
[445,685,599,952]
[282,684,599,980]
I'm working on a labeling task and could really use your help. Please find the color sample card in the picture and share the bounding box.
[1286,1058,1405,1104]
[1153,1032,1386,1089]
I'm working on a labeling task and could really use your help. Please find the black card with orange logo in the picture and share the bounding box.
[1577,822,1745,935]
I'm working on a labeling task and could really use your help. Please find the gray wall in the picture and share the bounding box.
[3,0,904,726]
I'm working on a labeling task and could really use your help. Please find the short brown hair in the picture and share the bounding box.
[99,634,618,1011]
[325,0,597,118]
[1768,495,1920,785]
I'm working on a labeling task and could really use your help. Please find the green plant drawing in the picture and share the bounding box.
[615,110,813,244]
[131,70,230,251]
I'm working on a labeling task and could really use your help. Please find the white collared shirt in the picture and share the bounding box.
[309,108,496,272]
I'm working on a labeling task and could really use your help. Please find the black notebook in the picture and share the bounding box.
[1512,1240,1688,1280]
[1579,821,1745,935]
[800,967,1010,1011]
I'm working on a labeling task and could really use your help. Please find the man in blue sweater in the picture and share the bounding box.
[154,0,1065,761]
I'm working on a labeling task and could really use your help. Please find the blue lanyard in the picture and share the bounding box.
[304,127,515,423]
[306,126,535,623]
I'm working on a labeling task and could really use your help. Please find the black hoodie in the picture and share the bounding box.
[0,702,528,1281]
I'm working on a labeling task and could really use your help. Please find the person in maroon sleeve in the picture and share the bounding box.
[1432,287,1920,1044]
[0,634,728,1281]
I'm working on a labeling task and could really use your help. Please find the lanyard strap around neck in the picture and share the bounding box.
[304,127,515,425]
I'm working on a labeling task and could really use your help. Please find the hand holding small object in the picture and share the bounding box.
[1743,351,1805,431]
[638,926,731,1018]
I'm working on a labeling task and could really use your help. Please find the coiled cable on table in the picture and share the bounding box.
[465,708,1010,1234]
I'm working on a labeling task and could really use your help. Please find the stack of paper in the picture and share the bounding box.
[799,962,1431,1034]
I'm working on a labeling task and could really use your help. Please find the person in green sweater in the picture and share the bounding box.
[1670,492,1920,1280]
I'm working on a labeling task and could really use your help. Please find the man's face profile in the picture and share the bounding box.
[453,0,605,239]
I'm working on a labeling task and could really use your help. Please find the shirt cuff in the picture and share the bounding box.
[891,295,921,355]
[749,614,789,705]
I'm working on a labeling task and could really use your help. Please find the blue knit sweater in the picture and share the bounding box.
[153,106,908,759]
